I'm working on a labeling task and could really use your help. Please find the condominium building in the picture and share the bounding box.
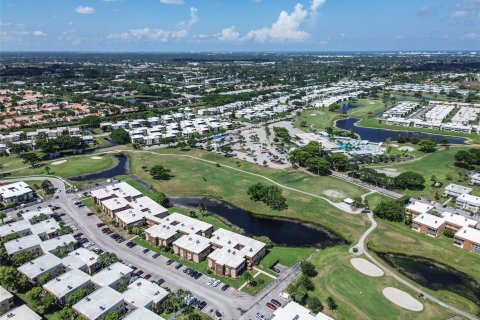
[61,248,99,275]
[123,307,165,320]
[272,301,334,320]
[172,234,211,263]
[456,193,480,212]
[18,253,63,283]
[411,213,446,238]
[443,184,472,198]
[0,218,60,240]
[441,212,478,231]
[91,262,133,290]
[4,234,42,255]
[73,286,125,320]
[0,305,41,320]
[43,269,92,302]
[470,172,480,186]
[0,286,14,316]
[405,201,434,217]
[453,227,480,254]
[0,181,36,205]
[122,278,168,310]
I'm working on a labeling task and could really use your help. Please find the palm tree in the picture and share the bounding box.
[0,212,6,224]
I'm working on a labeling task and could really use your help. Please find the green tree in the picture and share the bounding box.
[152,191,169,206]
[67,288,88,306]
[327,296,338,310]
[418,139,437,153]
[102,311,120,320]
[116,275,130,293]
[97,252,118,268]
[109,129,130,144]
[0,212,6,224]
[305,157,330,175]
[57,307,74,320]
[41,292,56,312]
[12,251,37,266]
[20,152,41,168]
[80,115,102,128]
[149,165,173,180]
[38,273,52,285]
[373,200,405,222]
[307,296,324,313]
[300,261,318,277]
[0,266,28,292]
[394,171,425,190]
[298,275,315,291]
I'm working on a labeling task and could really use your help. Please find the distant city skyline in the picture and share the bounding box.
[1,0,479,52]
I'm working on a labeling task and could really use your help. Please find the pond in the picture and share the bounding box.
[340,103,358,112]
[377,252,480,307]
[335,118,466,144]
[169,196,347,248]
[69,155,128,181]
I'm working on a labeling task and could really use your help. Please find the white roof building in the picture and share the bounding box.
[43,269,91,301]
[62,248,99,271]
[4,234,42,255]
[405,201,434,216]
[0,305,42,320]
[91,262,133,289]
[455,226,480,246]
[122,278,168,308]
[73,286,124,320]
[0,181,35,204]
[0,220,32,238]
[443,184,472,198]
[18,253,62,282]
[412,213,446,230]
[441,212,478,229]
[40,234,76,254]
[123,307,165,320]
[272,301,334,320]
[173,233,211,255]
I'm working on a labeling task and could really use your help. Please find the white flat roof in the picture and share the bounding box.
[73,286,124,320]
[145,223,177,240]
[413,213,446,229]
[0,219,31,238]
[457,193,480,205]
[21,207,55,221]
[91,262,133,287]
[455,226,480,244]
[163,212,213,235]
[0,181,33,199]
[40,234,76,254]
[210,228,266,259]
[123,278,168,308]
[18,253,62,280]
[62,248,99,270]
[43,269,91,299]
[272,301,333,320]
[123,307,165,320]
[30,219,60,236]
[445,183,472,195]
[441,212,478,228]
[4,234,42,255]
[406,201,433,214]
[173,234,211,254]
[0,285,13,302]
[0,305,42,320]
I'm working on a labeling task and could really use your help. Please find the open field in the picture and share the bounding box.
[6,155,115,179]
[126,149,369,242]
[367,146,480,199]
[292,109,341,132]
[309,246,456,320]
[241,273,273,295]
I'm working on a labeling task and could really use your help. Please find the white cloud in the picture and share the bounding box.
[75,6,96,14]
[160,0,184,4]
[107,28,187,41]
[177,7,198,30]
[245,3,309,42]
[311,0,326,14]
[463,32,478,40]
[218,26,241,41]
[451,10,469,17]
[32,30,46,36]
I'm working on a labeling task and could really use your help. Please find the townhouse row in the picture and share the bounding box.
[0,181,36,206]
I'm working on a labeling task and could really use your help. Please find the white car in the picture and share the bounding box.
[207,279,215,286]
[212,280,220,287]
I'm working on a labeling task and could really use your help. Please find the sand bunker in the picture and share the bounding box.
[350,258,384,277]
[322,189,346,199]
[51,160,67,166]
[383,287,423,311]
[398,146,414,152]
[91,156,103,160]
[389,143,399,147]
[310,113,317,116]
[376,168,400,177]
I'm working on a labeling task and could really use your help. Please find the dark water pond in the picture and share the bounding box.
[69,155,128,181]
[169,196,346,248]
[340,103,359,112]
[335,117,466,144]
[377,252,480,306]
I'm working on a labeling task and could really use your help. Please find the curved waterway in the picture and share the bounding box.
[377,252,480,307]
[335,118,467,144]
[170,196,346,248]
[69,155,128,181]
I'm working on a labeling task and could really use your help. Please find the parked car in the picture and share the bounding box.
[97,223,105,227]
[221,284,230,291]
[86,212,94,216]
[271,299,281,308]
[136,270,144,276]
[194,272,202,280]
[197,301,207,311]
[142,248,150,254]
[271,267,280,273]
[212,280,220,287]
[157,279,165,285]
[256,313,267,320]
[214,310,222,319]
[152,253,160,259]
[175,263,183,270]
[166,259,174,265]
[266,302,277,310]
[144,274,152,280]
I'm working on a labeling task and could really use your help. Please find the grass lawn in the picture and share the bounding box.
[0,156,28,173]
[367,146,480,199]
[176,311,213,320]
[309,246,456,320]
[364,193,390,209]
[25,180,54,200]
[259,246,313,269]
[126,149,369,243]
[292,109,342,132]
[7,155,115,179]
[357,117,480,144]
[242,273,274,295]
[348,99,387,118]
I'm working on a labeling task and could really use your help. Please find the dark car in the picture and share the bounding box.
[266,302,277,310]
[144,274,152,280]
[152,253,160,259]
[97,223,105,227]
[271,299,281,308]
[194,272,202,280]
[271,267,280,273]
[86,212,94,216]
[175,263,183,269]
[183,268,191,274]
[214,310,222,319]
[166,259,174,265]
[197,301,207,310]
[136,270,144,276]
[221,284,230,291]
[142,248,150,254]
[157,279,165,285]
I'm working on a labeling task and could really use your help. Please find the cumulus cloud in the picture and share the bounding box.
[217,2,325,43]
[160,0,184,4]
[32,30,46,36]
[177,7,198,30]
[451,0,480,18]
[311,0,326,14]
[76,6,96,14]
[463,32,478,40]
[451,10,469,17]
[108,28,187,41]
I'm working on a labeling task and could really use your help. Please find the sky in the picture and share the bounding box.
[0,0,479,52]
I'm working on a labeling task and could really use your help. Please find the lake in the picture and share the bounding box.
[335,118,466,144]
[377,252,480,307]
[169,196,347,248]
[69,155,128,181]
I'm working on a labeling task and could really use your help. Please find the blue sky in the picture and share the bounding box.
[1,0,479,51]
